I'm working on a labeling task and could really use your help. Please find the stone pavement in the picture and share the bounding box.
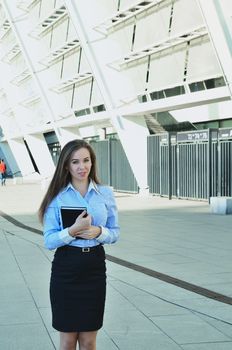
[0,181,232,349]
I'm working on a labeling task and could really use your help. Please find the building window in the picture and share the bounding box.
[150,90,165,100]
[189,81,205,92]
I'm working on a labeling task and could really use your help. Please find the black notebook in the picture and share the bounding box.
[60,206,87,229]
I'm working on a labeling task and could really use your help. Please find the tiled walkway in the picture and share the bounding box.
[0,181,232,349]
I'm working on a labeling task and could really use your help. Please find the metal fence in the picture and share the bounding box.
[218,128,232,196]
[90,138,139,193]
[148,128,232,200]
[90,139,110,185]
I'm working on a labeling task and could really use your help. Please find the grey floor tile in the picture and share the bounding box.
[104,308,160,333]
[1,184,232,350]
[0,301,41,325]
[39,307,53,334]
[0,324,55,350]
[49,331,59,350]
[107,331,182,350]
[29,286,50,308]
[0,285,31,303]
[97,330,120,350]
[182,342,232,350]
[108,280,188,317]
[150,314,230,344]
[199,313,232,338]
[0,272,25,286]
[175,297,227,314]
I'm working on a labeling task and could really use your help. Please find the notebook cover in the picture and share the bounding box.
[60,206,87,230]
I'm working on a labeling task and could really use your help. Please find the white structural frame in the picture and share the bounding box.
[0,0,232,189]
[64,0,150,192]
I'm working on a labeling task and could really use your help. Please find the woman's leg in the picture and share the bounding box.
[59,332,79,350]
[78,331,98,350]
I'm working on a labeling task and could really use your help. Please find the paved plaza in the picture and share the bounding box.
[0,181,232,349]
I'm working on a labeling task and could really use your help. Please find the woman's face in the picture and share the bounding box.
[68,147,92,183]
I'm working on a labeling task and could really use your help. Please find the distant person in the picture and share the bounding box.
[0,159,6,186]
[38,139,120,350]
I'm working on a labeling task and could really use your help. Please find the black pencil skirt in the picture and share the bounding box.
[50,244,106,332]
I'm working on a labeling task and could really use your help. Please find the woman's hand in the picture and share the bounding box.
[77,225,102,240]
[68,211,91,238]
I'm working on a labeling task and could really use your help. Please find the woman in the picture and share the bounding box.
[38,139,120,350]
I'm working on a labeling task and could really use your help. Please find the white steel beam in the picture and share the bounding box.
[197,0,232,98]
[54,86,231,128]
[1,0,62,143]
[118,86,231,116]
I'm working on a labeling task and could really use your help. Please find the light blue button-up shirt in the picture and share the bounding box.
[43,181,120,250]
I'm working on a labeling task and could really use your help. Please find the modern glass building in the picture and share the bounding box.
[0,0,232,194]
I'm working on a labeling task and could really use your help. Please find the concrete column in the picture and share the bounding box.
[115,115,149,192]
[59,127,82,147]
[24,134,55,178]
[7,138,35,177]
[98,128,106,140]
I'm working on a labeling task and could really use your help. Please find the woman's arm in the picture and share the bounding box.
[96,187,120,244]
[43,204,75,250]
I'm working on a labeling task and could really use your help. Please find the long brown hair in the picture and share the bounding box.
[38,139,100,222]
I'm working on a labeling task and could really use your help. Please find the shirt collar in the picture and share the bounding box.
[61,179,100,195]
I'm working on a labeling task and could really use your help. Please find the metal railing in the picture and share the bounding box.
[148,128,232,200]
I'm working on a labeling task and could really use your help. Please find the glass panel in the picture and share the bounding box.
[124,56,148,95]
[79,51,91,72]
[220,118,232,128]
[214,76,226,87]
[62,89,73,107]
[204,77,226,90]
[93,104,106,112]
[72,81,92,109]
[164,85,185,97]
[110,19,134,55]
[62,51,80,79]
[147,43,186,90]
[138,94,148,102]
[98,0,118,17]
[186,36,222,82]
[51,18,69,48]
[189,81,205,92]
[171,0,204,36]
[74,108,91,117]
[119,0,139,11]
[91,81,104,106]
[134,2,171,51]
[40,0,54,19]
[48,142,61,165]
[150,90,165,100]
[67,19,78,40]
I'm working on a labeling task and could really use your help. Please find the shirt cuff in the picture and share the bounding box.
[59,228,76,244]
[96,226,108,243]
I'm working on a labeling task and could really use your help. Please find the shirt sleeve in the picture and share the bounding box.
[43,200,75,250]
[96,187,120,244]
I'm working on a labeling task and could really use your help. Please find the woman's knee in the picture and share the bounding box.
[78,331,97,350]
[60,332,78,350]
